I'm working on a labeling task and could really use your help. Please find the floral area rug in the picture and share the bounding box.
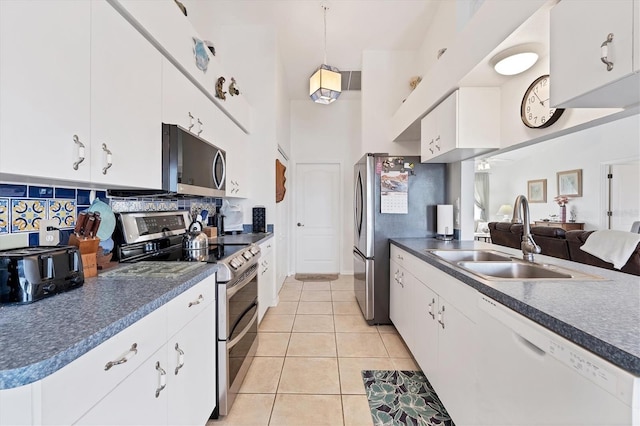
[362,370,455,426]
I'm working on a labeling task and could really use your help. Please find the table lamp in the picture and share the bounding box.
[496,204,513,222]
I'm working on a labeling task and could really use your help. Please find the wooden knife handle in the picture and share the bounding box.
[84,213,96,239]
[75,211,88,236]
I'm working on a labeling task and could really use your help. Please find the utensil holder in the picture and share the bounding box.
[69,234,100,278]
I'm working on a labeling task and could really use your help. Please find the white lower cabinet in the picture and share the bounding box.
[389,246,477,426]
[75,347,168,425]
[34,276,215,426]
[258,239,275,323]
[166,304,215,426]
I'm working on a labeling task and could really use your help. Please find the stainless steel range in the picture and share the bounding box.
[111,211,260,419]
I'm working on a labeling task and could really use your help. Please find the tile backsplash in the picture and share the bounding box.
[0,182,227,248]
[0,183,107,247]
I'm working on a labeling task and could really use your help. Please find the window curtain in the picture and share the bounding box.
[474,172,490,221]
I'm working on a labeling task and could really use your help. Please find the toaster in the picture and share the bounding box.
[0,246,84,304]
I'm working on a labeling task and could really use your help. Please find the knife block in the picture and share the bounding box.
[69,234,100,278]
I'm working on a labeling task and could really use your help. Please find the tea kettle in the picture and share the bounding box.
[182,217,209,261]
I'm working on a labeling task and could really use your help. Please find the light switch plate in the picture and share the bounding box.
[39,219,60,246]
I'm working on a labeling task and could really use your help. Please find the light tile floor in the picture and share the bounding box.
[207,274,419,426]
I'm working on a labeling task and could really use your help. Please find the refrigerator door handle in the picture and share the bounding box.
[353,248,374,321]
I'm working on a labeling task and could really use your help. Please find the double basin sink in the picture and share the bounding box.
[427,249,603,281]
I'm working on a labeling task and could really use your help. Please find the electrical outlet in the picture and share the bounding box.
[39,219,60,246]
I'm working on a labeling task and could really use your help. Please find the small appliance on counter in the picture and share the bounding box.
[0,246,84,304]
[220,200,243,234]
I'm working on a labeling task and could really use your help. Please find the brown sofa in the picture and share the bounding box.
[487,222,640,276]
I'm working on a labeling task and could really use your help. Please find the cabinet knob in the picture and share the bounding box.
[72,135,85,170]
[101,143,113,175]
[188,112,195,131]
[600,33,614,71]
[155,361,167,398]
[438,305,445,329]
[174,343,185,375]
[104,343,138,371]
[188,294,204,307]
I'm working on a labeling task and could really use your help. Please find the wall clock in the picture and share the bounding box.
[520,74,564,128]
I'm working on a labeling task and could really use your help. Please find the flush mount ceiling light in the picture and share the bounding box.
[309,4,341,104]
[491,43,540,76]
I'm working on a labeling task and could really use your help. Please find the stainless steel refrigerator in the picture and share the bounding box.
[353,153,445,325]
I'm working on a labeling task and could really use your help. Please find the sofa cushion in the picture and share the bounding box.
[566,230,640,276]
[530,226,570,260]
[488,222,523,249]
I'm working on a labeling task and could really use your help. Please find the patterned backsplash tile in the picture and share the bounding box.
[0,182,254,248]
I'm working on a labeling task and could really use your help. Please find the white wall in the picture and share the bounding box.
[361,50,422,154]
[487,113,640,230]
[290,99,361,274]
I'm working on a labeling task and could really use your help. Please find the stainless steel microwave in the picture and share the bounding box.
[109,123,226,198]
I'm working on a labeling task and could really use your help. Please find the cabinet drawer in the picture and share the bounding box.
[40,305,167,425]
[167,275,215,338]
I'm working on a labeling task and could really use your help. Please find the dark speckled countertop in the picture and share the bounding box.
[0,232,273,390]
[390,238,640,376]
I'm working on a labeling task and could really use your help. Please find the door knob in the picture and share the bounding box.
[297,222,304,227]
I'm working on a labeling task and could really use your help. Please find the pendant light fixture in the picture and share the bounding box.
[309,4,341,104]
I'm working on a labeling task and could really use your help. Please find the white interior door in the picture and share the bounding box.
[608,162,640,231]
[295,163,340,273]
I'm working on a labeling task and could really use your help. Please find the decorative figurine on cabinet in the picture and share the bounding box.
[192,37,209,72]
[215,77,227,100]
[229,77,240,96]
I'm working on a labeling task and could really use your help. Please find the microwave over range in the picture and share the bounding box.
[108,123,226,198]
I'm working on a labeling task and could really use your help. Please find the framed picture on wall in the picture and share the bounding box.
[557,169,583,197]
[527,179,547,203]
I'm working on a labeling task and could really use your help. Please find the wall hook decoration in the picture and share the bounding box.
[229,77,240,96]
[215,77,227,100]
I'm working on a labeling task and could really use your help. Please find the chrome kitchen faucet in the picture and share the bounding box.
[511,195,541,262]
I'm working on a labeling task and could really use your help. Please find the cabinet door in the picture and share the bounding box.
[90,0,162,188]
[551,0,637,107]
[419,110,437,161]
[436,297,476,426]
[162,59,197,130]
[435,90,458,154]
[258,241,275,322]
[0,0,91,182]
[389,261,412,344]
[75,349,169,426]
[411,280,439,381]
[167,304,215,426]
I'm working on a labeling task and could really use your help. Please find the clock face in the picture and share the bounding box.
[520,75,564,128]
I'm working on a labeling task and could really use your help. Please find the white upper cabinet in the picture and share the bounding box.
[0,0,91,182]
[90,0,162,189]
[0,1,162,188]
[550,0,640,108]
[420,88,500,163]
[162,59,215,143]
[111,0,251,132]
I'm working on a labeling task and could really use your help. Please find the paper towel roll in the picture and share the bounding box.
[437,205,454,236]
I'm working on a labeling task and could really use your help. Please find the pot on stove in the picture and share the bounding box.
[182,219,209,261]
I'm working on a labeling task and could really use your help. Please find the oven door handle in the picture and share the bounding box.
[228,307,258,350]
[226,266,257,299]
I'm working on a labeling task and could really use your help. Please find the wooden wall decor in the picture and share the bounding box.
[276,159,286,203]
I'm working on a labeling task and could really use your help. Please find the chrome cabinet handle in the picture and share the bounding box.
[174,343,185,375]
[600,33,614,71]
[72,135,85,170]
[438,305,445,329]
[396,254,404,260]
[188,294,204,307]
[155,361,167,398]
[101,143,112,175]
[197,118,203,136]
[297,222,304,227]
[104,343,138,371]
[428,298,436,319]
[398,272,404,288]
[188,112,195,131]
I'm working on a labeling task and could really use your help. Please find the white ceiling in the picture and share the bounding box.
[195,0,441,100]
